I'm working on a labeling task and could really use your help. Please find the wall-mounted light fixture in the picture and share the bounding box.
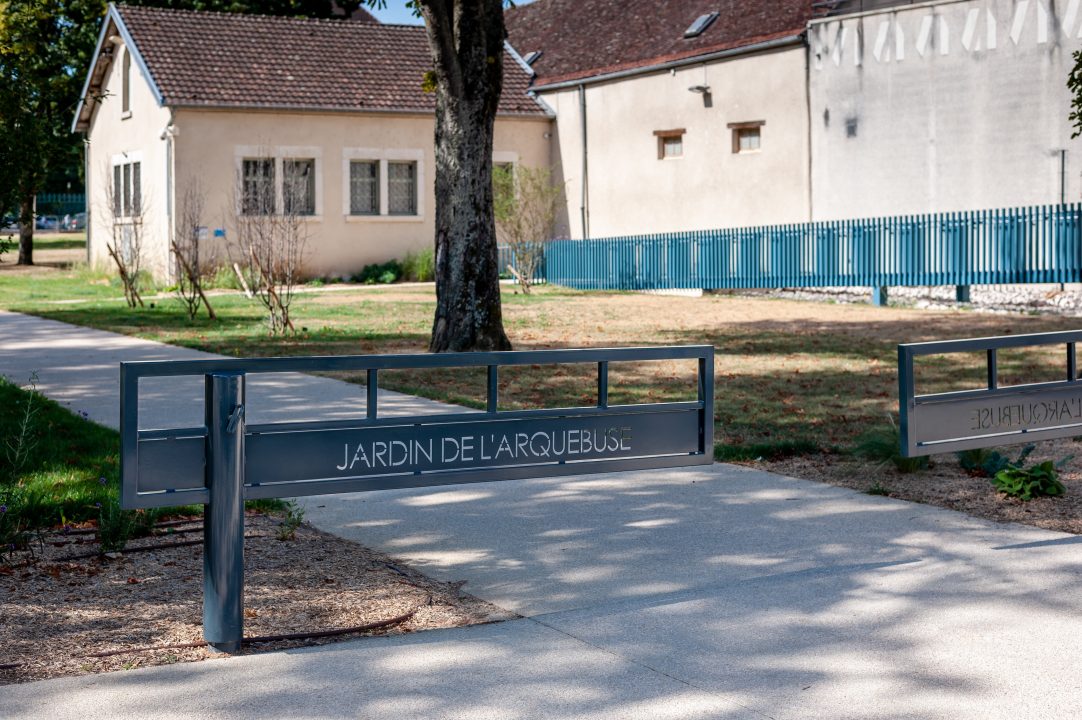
[688,85,712,108]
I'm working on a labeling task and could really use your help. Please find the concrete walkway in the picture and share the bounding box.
[2,310,1082,719]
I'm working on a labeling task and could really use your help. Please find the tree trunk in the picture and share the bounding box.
[17,194,33,265]
[421,0,511,353]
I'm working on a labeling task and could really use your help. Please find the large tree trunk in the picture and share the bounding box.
[17,194,33,265]
[421,0,511,352]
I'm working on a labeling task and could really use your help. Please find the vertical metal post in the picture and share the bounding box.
[871,286,888,306]
[204,372,245,654]
[987,349,998,391]
[597,361,608,408]
[487,365,498,413]
[1069,343,1077,382]
[955,285,970,303]
[366,369,378,420]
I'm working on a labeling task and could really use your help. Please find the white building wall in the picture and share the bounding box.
[810,0,1082,220]
[540,45,811,240]
[85,39,173,277]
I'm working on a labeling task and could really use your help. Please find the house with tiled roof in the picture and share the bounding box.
[73,3,551,279]
[505,0,815,239]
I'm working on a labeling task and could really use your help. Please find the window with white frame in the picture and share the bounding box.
[112,160,141,217]
[241,158,276,215]
[283,158,316,216]
[342,150,424,219]
[387,161,417,215]
[349,160,379,215]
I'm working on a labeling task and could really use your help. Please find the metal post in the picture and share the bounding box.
[955,285,970,303]
[871,286,888,306]
[204,372,245,653]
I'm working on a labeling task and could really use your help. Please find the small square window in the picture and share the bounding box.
[737,128,760,152]
[728,121,765,154]
[654,129,686,159]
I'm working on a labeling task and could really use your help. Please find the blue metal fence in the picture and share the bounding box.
[539,204,1082,291]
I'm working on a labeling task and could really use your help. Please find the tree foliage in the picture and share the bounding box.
[1070,50,1082,138]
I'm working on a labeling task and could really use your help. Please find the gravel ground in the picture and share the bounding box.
[760,283,1082,315]
[0,513,512,685]
[757,435,1082,535]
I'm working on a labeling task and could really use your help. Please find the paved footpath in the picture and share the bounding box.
[2,310,1082,719]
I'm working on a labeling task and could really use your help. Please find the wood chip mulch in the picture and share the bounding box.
[0,512,513,685]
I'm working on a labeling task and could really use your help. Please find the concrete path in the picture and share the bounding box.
[2,310,1082,719]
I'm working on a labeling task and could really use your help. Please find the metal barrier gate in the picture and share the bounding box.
[899,331,1082,457]
[121,346,714,650]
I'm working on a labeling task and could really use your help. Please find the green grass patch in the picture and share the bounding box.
[0,377,282,559]
[33,234,86,250]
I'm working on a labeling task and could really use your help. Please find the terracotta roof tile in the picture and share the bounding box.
[115,4,544,115]
[506,0,813,87]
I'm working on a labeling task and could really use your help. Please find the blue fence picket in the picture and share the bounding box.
[528,203,1082,292]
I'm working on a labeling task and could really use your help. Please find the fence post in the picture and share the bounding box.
[203,371,246,653]
[955,285,971,302]
[871,286,888,306]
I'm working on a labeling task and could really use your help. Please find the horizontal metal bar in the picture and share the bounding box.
[139,426,207,440]
[913,379,1082,406]
[120,346,714,380]
[127,487,210,510]
[242,401,703,437]
[900,330,1082,356]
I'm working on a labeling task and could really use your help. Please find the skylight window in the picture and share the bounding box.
[684,12,718,39]
[523,50,543,65]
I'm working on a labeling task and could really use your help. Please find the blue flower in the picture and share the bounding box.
[94,502,102,509]
[99,477,107,486]
[0,505,6,514]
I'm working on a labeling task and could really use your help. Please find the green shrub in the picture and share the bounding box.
[993,460,1067,501]
[853,417,929,473]
[275,500,305,541]
[352,260,402,285]
[402,248,435,282]
[958,445,1034,478]
[97,501,137,553]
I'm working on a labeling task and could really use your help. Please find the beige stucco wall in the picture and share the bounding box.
[171,108,551,279]
[540,44,811,240]
[85,39,173,277]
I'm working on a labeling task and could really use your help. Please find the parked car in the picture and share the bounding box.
[35,215,60,231]
[62,212,87,231]
[1,214,17,232]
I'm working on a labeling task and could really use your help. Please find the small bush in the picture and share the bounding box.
[993,461,1067,501]
[402,248,435,282]
[958,445,1034,478]
[276,500,304,541]
[352,260,402,285]
[98,501,137,553]
[853,417,929,473]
